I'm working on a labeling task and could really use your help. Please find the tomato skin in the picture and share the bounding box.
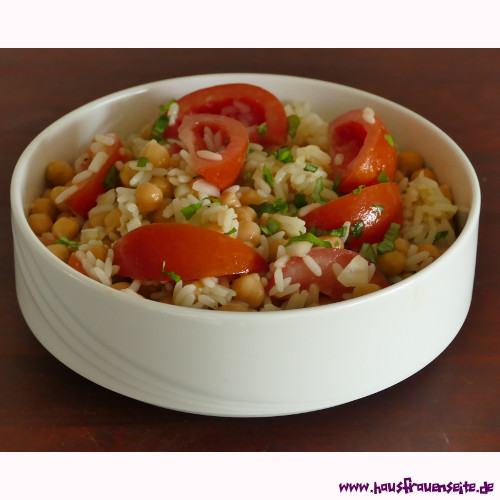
[269,247,388,302]
[68,252,87,276]
[302,182,403,251]
[166,83,288,146]
[178,114,248,191]
[113,223,268,282]
[65,133,128,217]
[329,108,397,193]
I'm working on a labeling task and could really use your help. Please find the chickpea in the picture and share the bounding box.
[410,167,438,182]
[119,162,137,188]
[218,302,249,312]
[111,282,131,291]
[219,191,241,208]
[394,170,406,183]
[46,160,74,186]
[28,213,53,235]
[141,123,154,140]
[104,208,122,231]
[320,235,344,248]
[439,184,453,202]
[149,205,169,223]
[235,206,257,222]
[377,250,407,277]
[38,233,56,246]
[149,176,173,198]
[394,237,410,255]
[139,140,171,169]
[352,283,382,298]
[237,220,261,246]
[239,189,263,206]
[135,182,163,213]
[268,237,288,260]
[88,245,108,262]
[417,243,440,259]
[88,212,108,228]
[232,273,265,309]
[41,188,52,199]
[46,243,71,262]
[49,186,70,211]
[398,151,424,177]
[52,216,80,240]
[30,197,56,220]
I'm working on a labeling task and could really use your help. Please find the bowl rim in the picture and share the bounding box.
[10,73,482,319]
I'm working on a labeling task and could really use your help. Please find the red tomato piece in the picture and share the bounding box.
[166,83,288,146]
[68,252,87,276]
[113,223,269,282]
[178,114,248,191]
[65,133,128,217]
[329,108,397,193]
[302,182,403,251]
[268,247,388,303]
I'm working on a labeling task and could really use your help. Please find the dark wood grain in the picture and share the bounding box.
[1,48,499,452]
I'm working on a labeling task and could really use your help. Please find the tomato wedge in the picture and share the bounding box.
[268,247,388,302]
[166,83,288,146]
[302,182,403,251]
[329,108,397,193]
[178,114,248,191]
[65,133,128,217]
[113,222,268,282]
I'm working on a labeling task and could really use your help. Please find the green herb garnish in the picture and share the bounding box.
[161,261,181,283]
[360,242,377,264]
[263,165,274,188]
[257,122,267,138]
[372,205,384,215]
[259,218,281,236]
[304,163,318,173]
[311,177,325,203]
[250,198,288,218]
[286,232,332,248]
[55,236,79,249]
[102,164,120,189]
[150,113,170,141]
[225,227,237,236]
[136,157,148,168]
[287,114,301,138]
[333,173,342,195]
[433,230,449,244]
[181,197,220,220]
[350,221,365,240]
[273,147,294,164]
[293,193,307,210]
[378,170,389,183]
[352,185,365,195]
[245,168,254,185]
[376,222,401,255]
[384,134,394,147]
[309,225,348,238]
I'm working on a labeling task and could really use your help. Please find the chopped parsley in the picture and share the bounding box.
[384,134,395,147]
[360,242,377,264]
[181,197,220,220]
[332,173,342,195]
[378,170,389,183]
[286,232,332,248]
[263,165,274,188]
[136,157,148,168]
[150,102,175,142]
[376,222,401,255]
[311,176,325,203]
[250,198,288,218]
[350,221,365,240]
[287,114,301,138]
[352,184,365,195]
[304,163,318,173]
[309,225,347,238]
[257,122,267,138]
[433,230,449,244]
[102,164,120,189]
[273,147,294,164]
[161,261,181,283]
[372,204,384,215]
[259,218,281,236]
[55,237,79,249]
[225,227,237,236]
[293,193,307,210]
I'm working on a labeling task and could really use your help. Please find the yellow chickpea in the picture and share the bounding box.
[149,176,173,198]
[232,273,265,309]
[219,191,241,208]
[104,208,122,231]
[410,167,438,182]
[237,220,261,246]
[111,282,131,291]
[268,237,288,260]
[235,206,257,222]
[46,160,74,186]
[417,243,440,259]
[28,213,53,235]
[239,189,263,206]
[377,250,407,277]
[149,205,169,223]
[119,162,137,188]
[439,184,454,202]
[49,186,70,211]
[394,237,410,255]
[397,151,424,177]
[88,212,108,228]
[218,302,249,312]
[88,245,108,262]
[140,123,154,140]
[46,243,71,262]
[135,182,164,213]
[30,197,57,220]
[52,217,80,240]
[139,140,171,169]
[352,283,382,298]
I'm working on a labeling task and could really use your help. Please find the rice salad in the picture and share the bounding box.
[27,83,458,312]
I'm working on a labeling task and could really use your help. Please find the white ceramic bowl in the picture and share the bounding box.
[11,74,480,417]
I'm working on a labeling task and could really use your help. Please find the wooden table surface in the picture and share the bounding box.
[1,48,499,452]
